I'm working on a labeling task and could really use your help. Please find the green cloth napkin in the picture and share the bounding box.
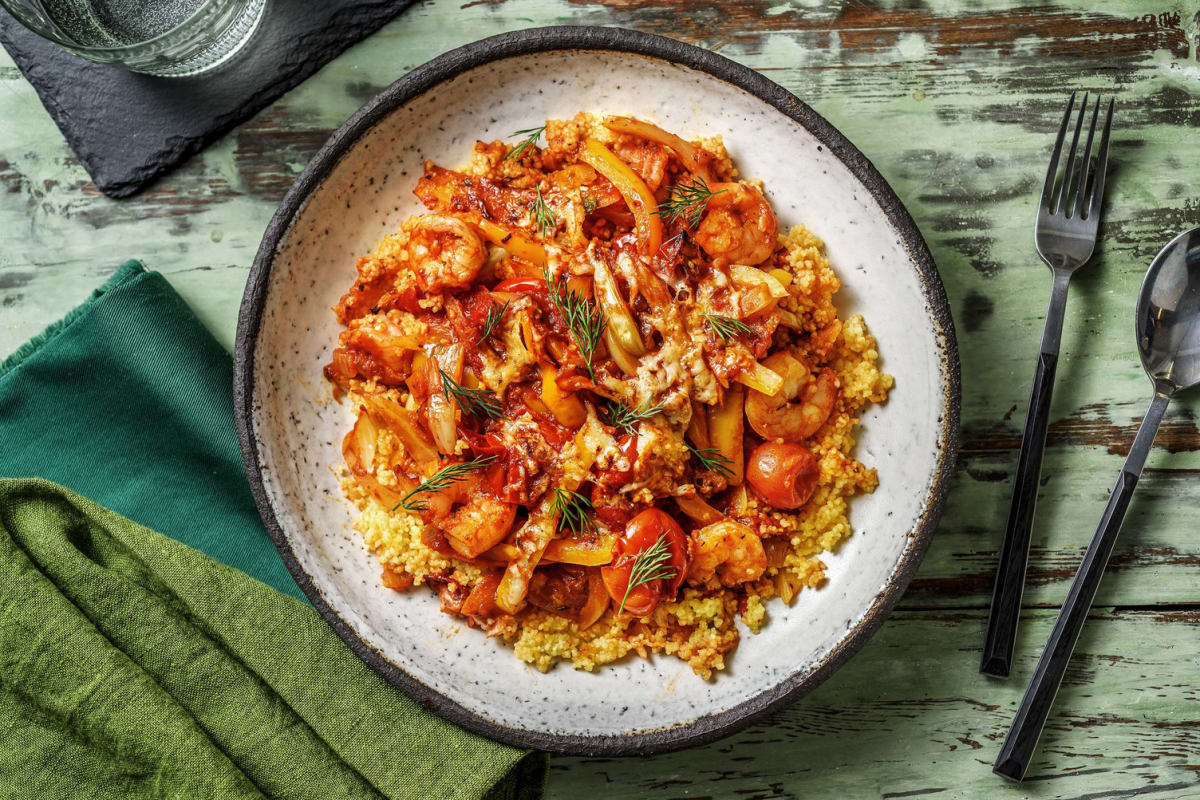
[0,263,545,800]
[0,260,301,601]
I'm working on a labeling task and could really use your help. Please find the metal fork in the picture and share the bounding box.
[980,93,1115,678]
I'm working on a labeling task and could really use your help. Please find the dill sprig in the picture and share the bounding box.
[393,456,496,513]
[617,533,677,616]
[549,488,597,538]
[686,442,734,479]
[503,125,546,162]
[476,300,510,345]
[703,313,753,342]
[600,399,665,437]
[533,186,556,237]
[544,268,606,380]
[656,176,725,229]
[439,368,503,420]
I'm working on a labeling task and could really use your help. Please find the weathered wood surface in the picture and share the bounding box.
[2,1,1199,796]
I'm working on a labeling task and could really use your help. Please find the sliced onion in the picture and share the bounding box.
[360,394,440,469]
[674,493,725,525]
[593,259,645,356]
[343,411,379,475]
[577,569,610,630]
[603,327,641,376]
[731,265,788,317]
[734,361,784,396]
[427,344,464,454]
[764,538,791,568]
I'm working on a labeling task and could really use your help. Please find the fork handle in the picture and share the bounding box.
[981,272,1071,678]
[994,391,1170,782]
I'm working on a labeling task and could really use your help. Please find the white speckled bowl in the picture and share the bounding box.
[234,27,960,756]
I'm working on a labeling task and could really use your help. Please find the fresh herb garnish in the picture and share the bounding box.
[656,176,725,229]
[686,442,734,479]
[617,533,677,616]
[503,125,546,162]
[392,456,496,513]
[439,368,503,420]
[703,313,753,342]
[476,300,510,345]
[600,399,665,437]
[533,185,556,237]
[544,268,606,380]
[549,487,597,538]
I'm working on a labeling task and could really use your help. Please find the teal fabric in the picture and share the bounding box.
[0,261,302,600]
[0,263,546,799]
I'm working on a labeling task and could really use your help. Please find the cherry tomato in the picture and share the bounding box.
[601,509,689,617]
[492,277,548,296]
[746,441,819,510]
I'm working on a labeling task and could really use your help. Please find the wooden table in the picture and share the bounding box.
[3,2,1198,796]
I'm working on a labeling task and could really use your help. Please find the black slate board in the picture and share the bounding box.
[0,1,415,198]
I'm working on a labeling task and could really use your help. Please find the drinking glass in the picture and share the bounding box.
[0,0,266,77]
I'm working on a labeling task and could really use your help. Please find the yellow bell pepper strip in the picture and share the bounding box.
[473,218,548,269]
[603,116,710,183]
[540,364,587,427]
[708,386,746,486]
[578,138,662,256]
[542,533,616,566]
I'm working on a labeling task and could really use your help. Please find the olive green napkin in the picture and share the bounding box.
[0,262,545,800]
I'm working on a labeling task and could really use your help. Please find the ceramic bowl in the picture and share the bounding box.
[234,26,960,756]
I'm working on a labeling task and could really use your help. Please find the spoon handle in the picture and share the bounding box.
[981,271,1071,678]
[993,390,1171,782]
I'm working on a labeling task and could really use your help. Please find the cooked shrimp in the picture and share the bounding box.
[687,520,767,587]
[744,351,839,441]
[402,214,486,292]
[694,183,778,266]
[440,493,518,558]
[417,472,517,558]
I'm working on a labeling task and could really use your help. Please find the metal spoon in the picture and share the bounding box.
[994,225,1200,782]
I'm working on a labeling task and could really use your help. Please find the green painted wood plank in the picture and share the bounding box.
[549,608,1200,798]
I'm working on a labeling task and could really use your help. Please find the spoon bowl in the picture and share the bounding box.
[1137,225,1200,392]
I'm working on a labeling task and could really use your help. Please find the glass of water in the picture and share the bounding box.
[1,0,266,77]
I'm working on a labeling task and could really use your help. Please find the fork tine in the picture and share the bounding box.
[1040,92,1076,211]
[1056,92,1088,214]
[1071,96,1101,218]
[1086,99,1115,221]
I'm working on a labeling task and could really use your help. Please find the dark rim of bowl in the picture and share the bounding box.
[234,25,961,757]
